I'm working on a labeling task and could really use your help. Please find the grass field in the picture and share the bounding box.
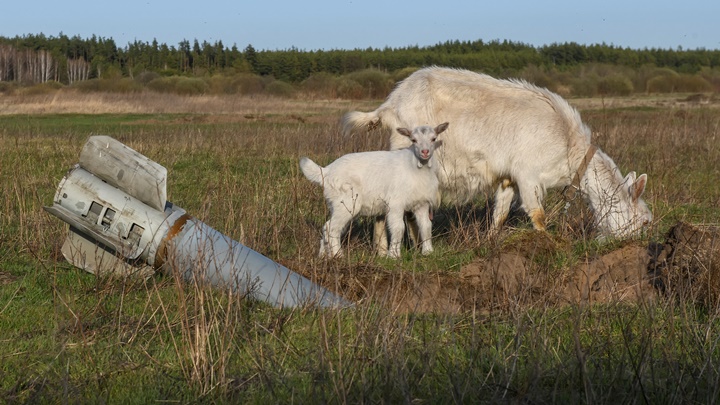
[1,89,719,403]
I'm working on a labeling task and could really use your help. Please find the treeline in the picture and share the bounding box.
[1,33,719,98]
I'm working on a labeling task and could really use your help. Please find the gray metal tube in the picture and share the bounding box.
[163,217,351,308]
[45,135,352,309]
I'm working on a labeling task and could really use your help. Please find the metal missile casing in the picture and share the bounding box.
[163,217,348,307]
[45,135,350,308]
[46,165,173,266]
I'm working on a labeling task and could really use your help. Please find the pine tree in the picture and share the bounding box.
[244,44,258,73]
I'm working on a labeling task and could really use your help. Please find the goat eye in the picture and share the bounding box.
[411,139,417,143]
[431,138,436,142]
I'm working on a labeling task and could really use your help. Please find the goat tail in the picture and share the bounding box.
[299,157,324,185]
[341,110,382,137]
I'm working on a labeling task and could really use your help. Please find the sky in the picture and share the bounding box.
[2,0,719,51]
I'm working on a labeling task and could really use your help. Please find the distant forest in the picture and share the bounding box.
[1,33,719,99]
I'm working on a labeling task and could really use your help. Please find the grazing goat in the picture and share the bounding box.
[300,123,448,258]
[343,66,652,250]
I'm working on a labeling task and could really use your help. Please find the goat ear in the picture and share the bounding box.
[630,173,647,202]
[435,140,444,148]
[624,171,637,185]
[435,122,449,135]
[396,127,411,137]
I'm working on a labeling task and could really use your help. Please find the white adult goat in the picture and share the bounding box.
[300,122,448,258]
[343,67,652,249]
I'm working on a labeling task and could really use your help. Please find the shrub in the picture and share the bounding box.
[646,75,677,93]
[566,63,636,96]
[301,72,338,98]
[265,80,296,98]
[596,74,634,96]
[146,76,178,93]
[21,80,64,95]
[206,75,235,94]
[546,70,575,97]
[674,75,714,93]
[0,81,17,95]
[174,77,209,95]
[344,69,393,99]
[70,78,98,92]
[135,71,160,86]
[335,77,364,99]
[147,76,208,95]
[72,78,143,93]
[231,73,264,95]
[201,73,265,95]
[637,66,678,92]
[520,65,558,92]
[698,67,720,91]
[647,74,713,93]
[108,78,144,93]
[100,65,124,80]
[570,77,598,97]
[391,67,420,82]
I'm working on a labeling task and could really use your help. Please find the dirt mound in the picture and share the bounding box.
[294,261,481,314]
[458,242,654,311]
[308,222,720,314]
[649,222,720,307]
[564,244,655,304]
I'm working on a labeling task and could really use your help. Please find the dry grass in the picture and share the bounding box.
[2,87,718,116]
[0,88,378,116]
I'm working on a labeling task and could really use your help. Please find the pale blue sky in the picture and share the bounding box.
[2,0,718,51]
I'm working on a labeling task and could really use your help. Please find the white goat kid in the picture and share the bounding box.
[343,67,652,246]
[300,123,448,258]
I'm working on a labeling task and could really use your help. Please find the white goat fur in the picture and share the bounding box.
[300,123,448,258]
[343,66,652,243]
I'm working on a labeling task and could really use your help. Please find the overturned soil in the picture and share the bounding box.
[303,222,720,314]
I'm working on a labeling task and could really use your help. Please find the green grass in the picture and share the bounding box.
[2,103,720,403]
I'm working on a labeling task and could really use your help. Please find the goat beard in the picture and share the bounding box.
[417,157,432,168]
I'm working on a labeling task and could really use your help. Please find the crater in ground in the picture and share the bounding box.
[297,222,720,314]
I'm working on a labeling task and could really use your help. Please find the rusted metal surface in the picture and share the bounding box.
[152,212,191,270]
